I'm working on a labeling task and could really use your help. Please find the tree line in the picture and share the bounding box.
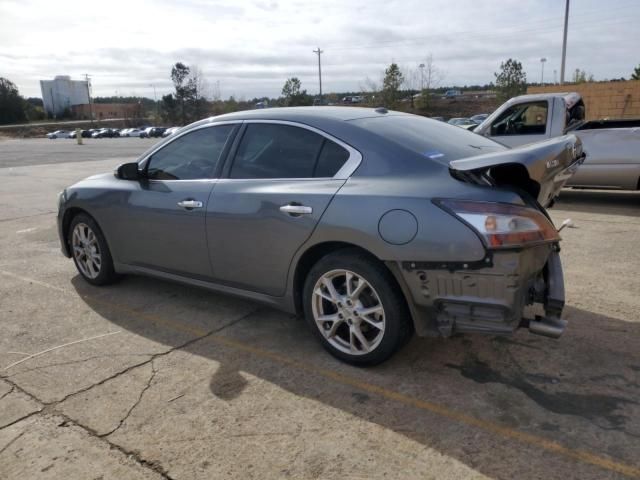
[2,61,640,125]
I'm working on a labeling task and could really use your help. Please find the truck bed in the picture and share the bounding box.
[571,118,640,131]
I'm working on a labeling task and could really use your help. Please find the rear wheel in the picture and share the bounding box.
[303,249,412,366]
[69,213,118,286]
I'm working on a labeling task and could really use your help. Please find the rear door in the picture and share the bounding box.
[206,121,359,296]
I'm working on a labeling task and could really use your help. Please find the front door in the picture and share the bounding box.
[484,100,550,147]
[114,124,237,279]
[206,122,355,296]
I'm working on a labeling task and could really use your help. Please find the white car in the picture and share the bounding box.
[122,128,142,137]
[162,126,180,137]
[46,130,70,139]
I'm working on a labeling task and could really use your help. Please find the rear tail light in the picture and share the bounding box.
[436,199,560,249]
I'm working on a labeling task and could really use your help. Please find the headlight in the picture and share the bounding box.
[58,190,66,209]
[436,199,560,249]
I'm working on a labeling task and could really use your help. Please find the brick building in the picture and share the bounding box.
[528,80,640,120]
[71,103,142,120]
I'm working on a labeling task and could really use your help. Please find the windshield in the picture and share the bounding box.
[352,114,505,164]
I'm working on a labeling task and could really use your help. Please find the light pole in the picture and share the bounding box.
[540,58,547,85]
[560,0,570,85]
[149,84,158,123]
[84,74,93,125]
[313,47,323,105]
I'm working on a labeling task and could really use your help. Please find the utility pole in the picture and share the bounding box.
[540,58,547,84]
[84,74,93,125]
[313,47,323,105]
[560,0,570,85]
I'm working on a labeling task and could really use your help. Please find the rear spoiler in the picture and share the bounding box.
[450,135,585,207]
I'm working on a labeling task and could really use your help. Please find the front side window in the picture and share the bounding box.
[229,124,326,179]
[490,101,548,136]
[146,125,234,180]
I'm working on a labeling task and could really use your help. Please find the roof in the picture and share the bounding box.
[189,106,405,130]
[506,91,581,107]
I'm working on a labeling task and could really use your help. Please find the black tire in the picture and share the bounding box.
[303,248,413,366]
[68,213,118,286]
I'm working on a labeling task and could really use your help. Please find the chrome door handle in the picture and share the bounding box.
[279,204,313,215]
[177,199,203,209]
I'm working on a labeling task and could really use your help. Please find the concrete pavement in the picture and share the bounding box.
[1,139,639,479]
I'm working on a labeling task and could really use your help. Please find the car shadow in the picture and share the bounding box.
[71,275,640,479]
[556,189,640,217]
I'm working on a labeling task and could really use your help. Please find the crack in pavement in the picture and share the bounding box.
[0,385,15,401]
[0,306,259,480]
[0,430,25,457]
[99,360,158,438]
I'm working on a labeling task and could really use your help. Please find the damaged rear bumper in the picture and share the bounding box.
[388,245,566,338]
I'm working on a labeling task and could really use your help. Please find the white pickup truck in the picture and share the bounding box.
[474,92,640,190]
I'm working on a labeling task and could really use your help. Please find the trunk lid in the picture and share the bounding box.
[449,135,585,207]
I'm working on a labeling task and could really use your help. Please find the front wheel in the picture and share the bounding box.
[303,249,412,366]
[69,213,118,286]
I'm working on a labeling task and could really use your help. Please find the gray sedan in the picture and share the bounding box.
[57,107,584,365]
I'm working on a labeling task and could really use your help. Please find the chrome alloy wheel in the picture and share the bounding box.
[71,223,102,279]
[311,269,386,355]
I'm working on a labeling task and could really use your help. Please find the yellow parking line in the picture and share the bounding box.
[2,269,640,478]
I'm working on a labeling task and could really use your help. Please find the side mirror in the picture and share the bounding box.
[115,162,141,180]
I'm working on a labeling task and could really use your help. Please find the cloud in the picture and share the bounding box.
[1,0,638,99]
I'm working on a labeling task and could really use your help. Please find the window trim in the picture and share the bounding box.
[220,119,362,181]
[137,121,242,182]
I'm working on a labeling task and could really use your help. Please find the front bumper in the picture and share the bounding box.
[389,245,566,338]
[57,192,71,258]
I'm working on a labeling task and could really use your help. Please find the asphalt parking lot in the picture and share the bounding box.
[1,138,639,480]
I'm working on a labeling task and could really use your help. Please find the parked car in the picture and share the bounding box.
[162,126,180,137]
[123,128,143,137]
[430,116,445,122]
[447,118,477,127]
[58,107,583,365]
[474,92,640,190]
[148,127,167,137]
[470,113,489,124]
[443,90,462,99]
[46,130,69,139]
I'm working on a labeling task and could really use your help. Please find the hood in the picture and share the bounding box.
[449,135,585,207]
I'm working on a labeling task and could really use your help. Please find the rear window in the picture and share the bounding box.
[352,115,505,163]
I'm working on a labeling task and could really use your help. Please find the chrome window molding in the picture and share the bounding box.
[138,118,363,182]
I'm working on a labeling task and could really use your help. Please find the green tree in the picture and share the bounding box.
[631,64,640,80]
[281,77,309,106]
[382,63,404,108]
[0,77,27,125]
[160,94,179,123]
[494,58,527,102]
[171,62,195,124]
[572,68,594,84]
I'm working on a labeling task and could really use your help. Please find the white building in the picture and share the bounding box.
[40,75,90,117]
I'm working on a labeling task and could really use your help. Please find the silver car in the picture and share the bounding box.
[57,107,584,365]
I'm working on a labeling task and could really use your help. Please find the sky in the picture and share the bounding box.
[1,0,639,100]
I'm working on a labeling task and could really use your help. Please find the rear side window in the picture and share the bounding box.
[230,124,337,179]
[146,125,234,180]
[314,140,350,177]
[353,115,504,164]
